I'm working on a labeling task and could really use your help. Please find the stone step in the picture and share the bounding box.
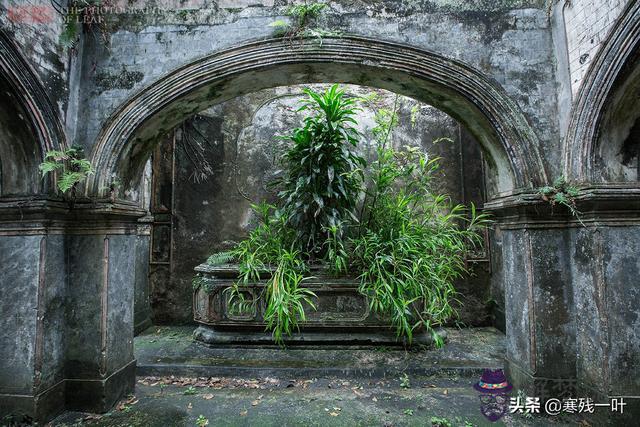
[134,326,505,380]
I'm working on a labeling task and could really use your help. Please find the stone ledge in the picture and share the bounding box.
[136,326,504,381]
[485,184,640,228]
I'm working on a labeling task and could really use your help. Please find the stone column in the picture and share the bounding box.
[0,199,67,423]
[62,203,146,413]
[0,199,148,422]
[569,187,640,423]
[486,194,577,399]
[489,188,640,422]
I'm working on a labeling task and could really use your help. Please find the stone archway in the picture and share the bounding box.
[559,2,640,418]
[564,1,640,183]
[89,36,548,199]
[0,30,67,195]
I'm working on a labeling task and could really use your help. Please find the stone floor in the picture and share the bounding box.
[48,327,586,426]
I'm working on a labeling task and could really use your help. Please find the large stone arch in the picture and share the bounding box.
[564,1,640,183]
[89,36,548,198]
[0,30,66,196]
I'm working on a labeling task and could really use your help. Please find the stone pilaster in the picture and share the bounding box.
[488,186,640,422]
[0,198,148,422]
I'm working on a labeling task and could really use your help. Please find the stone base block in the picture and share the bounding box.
[0,380,65,425]
[505,360,577,401]
[65,360,136,413]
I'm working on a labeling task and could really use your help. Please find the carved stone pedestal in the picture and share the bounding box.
[192,264,439,346]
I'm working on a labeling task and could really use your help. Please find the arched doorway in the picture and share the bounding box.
[88,36,548,200]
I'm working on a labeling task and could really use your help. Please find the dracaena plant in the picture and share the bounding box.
[277,84,365,256]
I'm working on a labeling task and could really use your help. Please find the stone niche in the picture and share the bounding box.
[146,84,493,329]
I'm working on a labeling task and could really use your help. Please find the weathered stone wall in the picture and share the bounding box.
[73,0,565,179]
[1,0,71,123]
[146,84,492,326]
[563,0,629,95]
[2,0,640,422]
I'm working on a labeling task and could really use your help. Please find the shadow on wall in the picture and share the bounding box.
[0,75,42,196]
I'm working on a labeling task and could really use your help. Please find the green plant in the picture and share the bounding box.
[324,221,349,275]
[59,1,109,50]
[538,176,582,222]
[206,251,235,266]
[210,203,316,345]
[277,84,365,255]
[351,100,490,345]
[200,85,489,347]
[399,373,411,389]
[430,416,453,427]
[39,145,94,199]
[184,386,198,395]
[403,409,414,416]
[288,2,327,27]
[270,2,337,42]
[196,415,209,427]
[262,249,317,344]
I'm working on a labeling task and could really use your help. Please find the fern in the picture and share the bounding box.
[271,2,330,41]
[206,251,235,266]
[38,161,63,175]
[44,150,69,161]
[537,176,583,223]
[39,146,95,196]
[58,172,84,193]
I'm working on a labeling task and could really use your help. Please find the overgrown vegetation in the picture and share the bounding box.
[39,145,95,203]
[538,176,582,222]
[351,98,488,344]
[270,2,340,43]
[277,85,365,254]
[196,85,489,346]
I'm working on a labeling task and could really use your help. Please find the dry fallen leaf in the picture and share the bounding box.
[240,410,248,416]
[187,403,193,409]
[329,412,339,417]
[443,389,448,395]
[202,394,214,400]
[251,400,260,406]
[372,397,378,402]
